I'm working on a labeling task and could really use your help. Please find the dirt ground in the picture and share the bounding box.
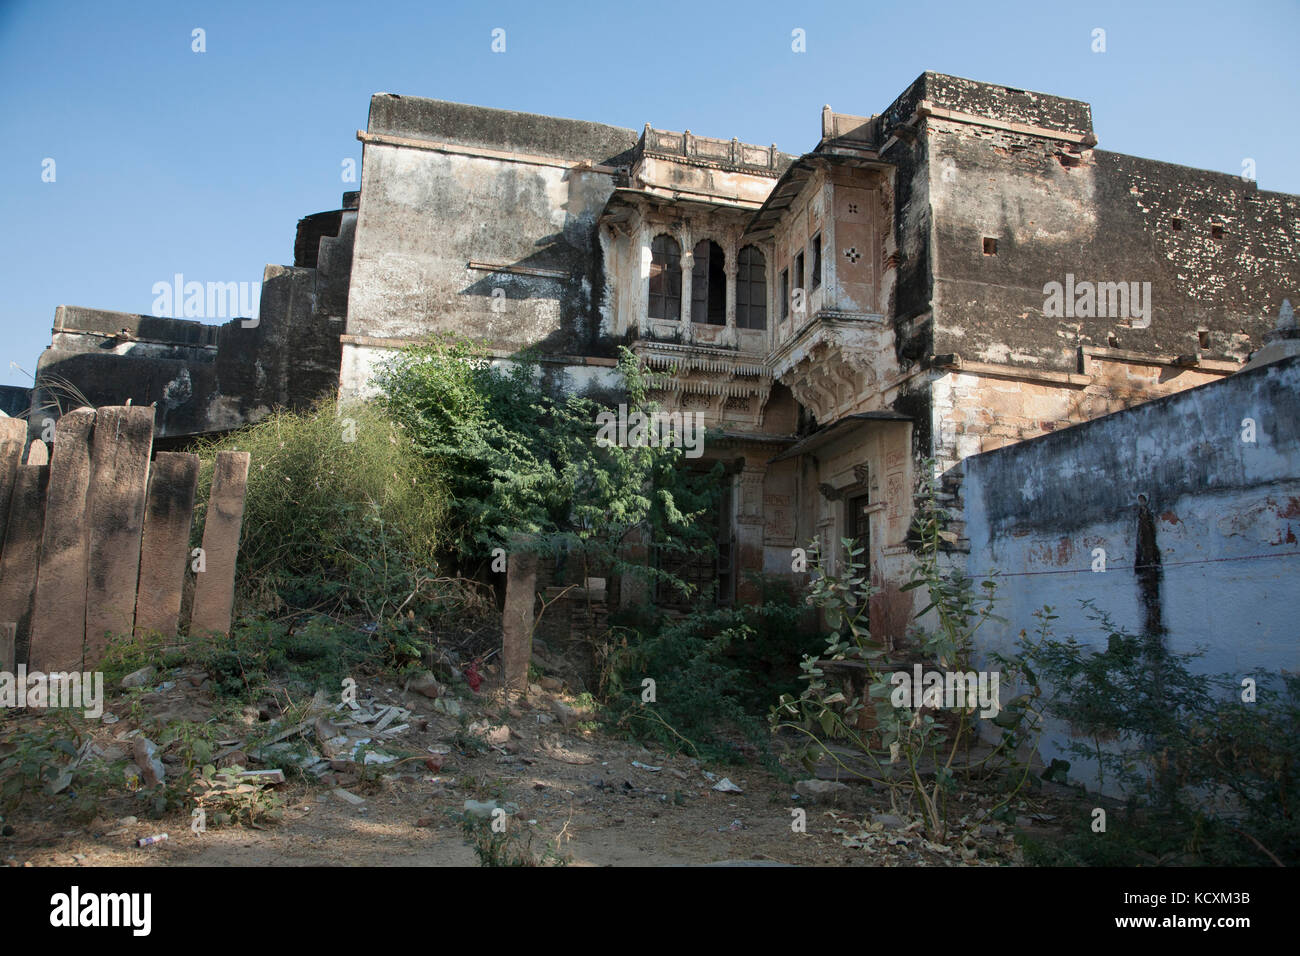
[0,670,1036,868]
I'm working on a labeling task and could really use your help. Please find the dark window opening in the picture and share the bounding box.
[793,250,805,295]
[691,239,726,325]
[811,234,822,289]
[653,472,733,607]
[648,234,681,320]
[982,237,998,255]
[1211,224,1225,240]
[1171,218,1183,231]
[1198,329,1209,350]
[780,268,790,320]
[736,245,767,330]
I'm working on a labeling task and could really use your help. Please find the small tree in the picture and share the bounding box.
[373,337,720,597]
[773,463,1046,842]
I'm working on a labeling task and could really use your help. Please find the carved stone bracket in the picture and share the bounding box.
[631,342,773,430]
[771,318,888,423]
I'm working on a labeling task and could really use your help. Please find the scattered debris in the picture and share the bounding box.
[405,671,443,699]
[467,721,511,746]
[432,697,462,718]
[132,737,165,788]
[136,833,168,848]
[550,700,577,727]
[795,779,851,804]
[712,777,744,793]
[236,769,286,785]
[463,799,518,820]
[120,666,156,690]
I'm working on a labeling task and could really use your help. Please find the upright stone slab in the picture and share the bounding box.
[501,542,539,694]
[0,463,49,666]
[135,452,200,637]
[25,439,48,465]
[0,417,27,553]
[84,406,155,662]
[618,527,651,608]
[0,622,14,674]
[30,408,95,673]
[189,451,250,637]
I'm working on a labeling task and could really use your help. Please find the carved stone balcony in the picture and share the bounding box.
[767,310,891,423]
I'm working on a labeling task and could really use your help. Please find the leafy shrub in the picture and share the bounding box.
[374,336,718,596]
[773,467,1042,842]
[192,397,446,617]
[604,583,816,763]
[1026,607,1300,866]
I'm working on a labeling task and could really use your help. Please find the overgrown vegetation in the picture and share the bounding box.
[11,332,1291,868]
[1020,607,1299,866]
[601,580,817,763]
[374,336,720,599]
[773,466,1046,843]
[454,811,571,867]
[100,620,376,703]
[0,715,116,822]
[194,397,446,620]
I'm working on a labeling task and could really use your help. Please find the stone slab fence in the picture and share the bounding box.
[0,408,249,672]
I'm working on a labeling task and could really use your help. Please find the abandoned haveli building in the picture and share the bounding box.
[20,71,1300,653]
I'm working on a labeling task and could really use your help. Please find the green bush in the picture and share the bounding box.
[373,336,718,594]
[192,397,446,617]
[604,583,816,763]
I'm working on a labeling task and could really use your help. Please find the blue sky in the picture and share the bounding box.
[2,0,1296,388]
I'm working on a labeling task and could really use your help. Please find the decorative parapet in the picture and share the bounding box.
[636,124,786,177]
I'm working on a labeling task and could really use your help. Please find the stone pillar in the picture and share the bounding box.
[501,540,538,694]
[189,451,250,637]
[679,247,694,320]
[0,622,13,674]
[84,406,154,662]
[679,245,694,344]
[762,240,777,349]
[0,461,48,667]
[618,525,651,608]
[735,464,767,605]
[637,223,652,336]
[30,408,95,673]
[135,452,200,638]
[724,241,738,330]
[724,240,739,348]
[0,417,27,554]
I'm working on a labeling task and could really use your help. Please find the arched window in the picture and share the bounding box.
[691,240,726,325]
[736,245,767,330]
[648,234,682,320]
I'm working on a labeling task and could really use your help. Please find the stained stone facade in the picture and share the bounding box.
[25,72,1300,641]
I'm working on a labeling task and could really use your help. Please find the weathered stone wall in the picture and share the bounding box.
[962,356,1300,792]
[920,97,1298,371]
[0,387,31,419]
[342,95,642,398]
